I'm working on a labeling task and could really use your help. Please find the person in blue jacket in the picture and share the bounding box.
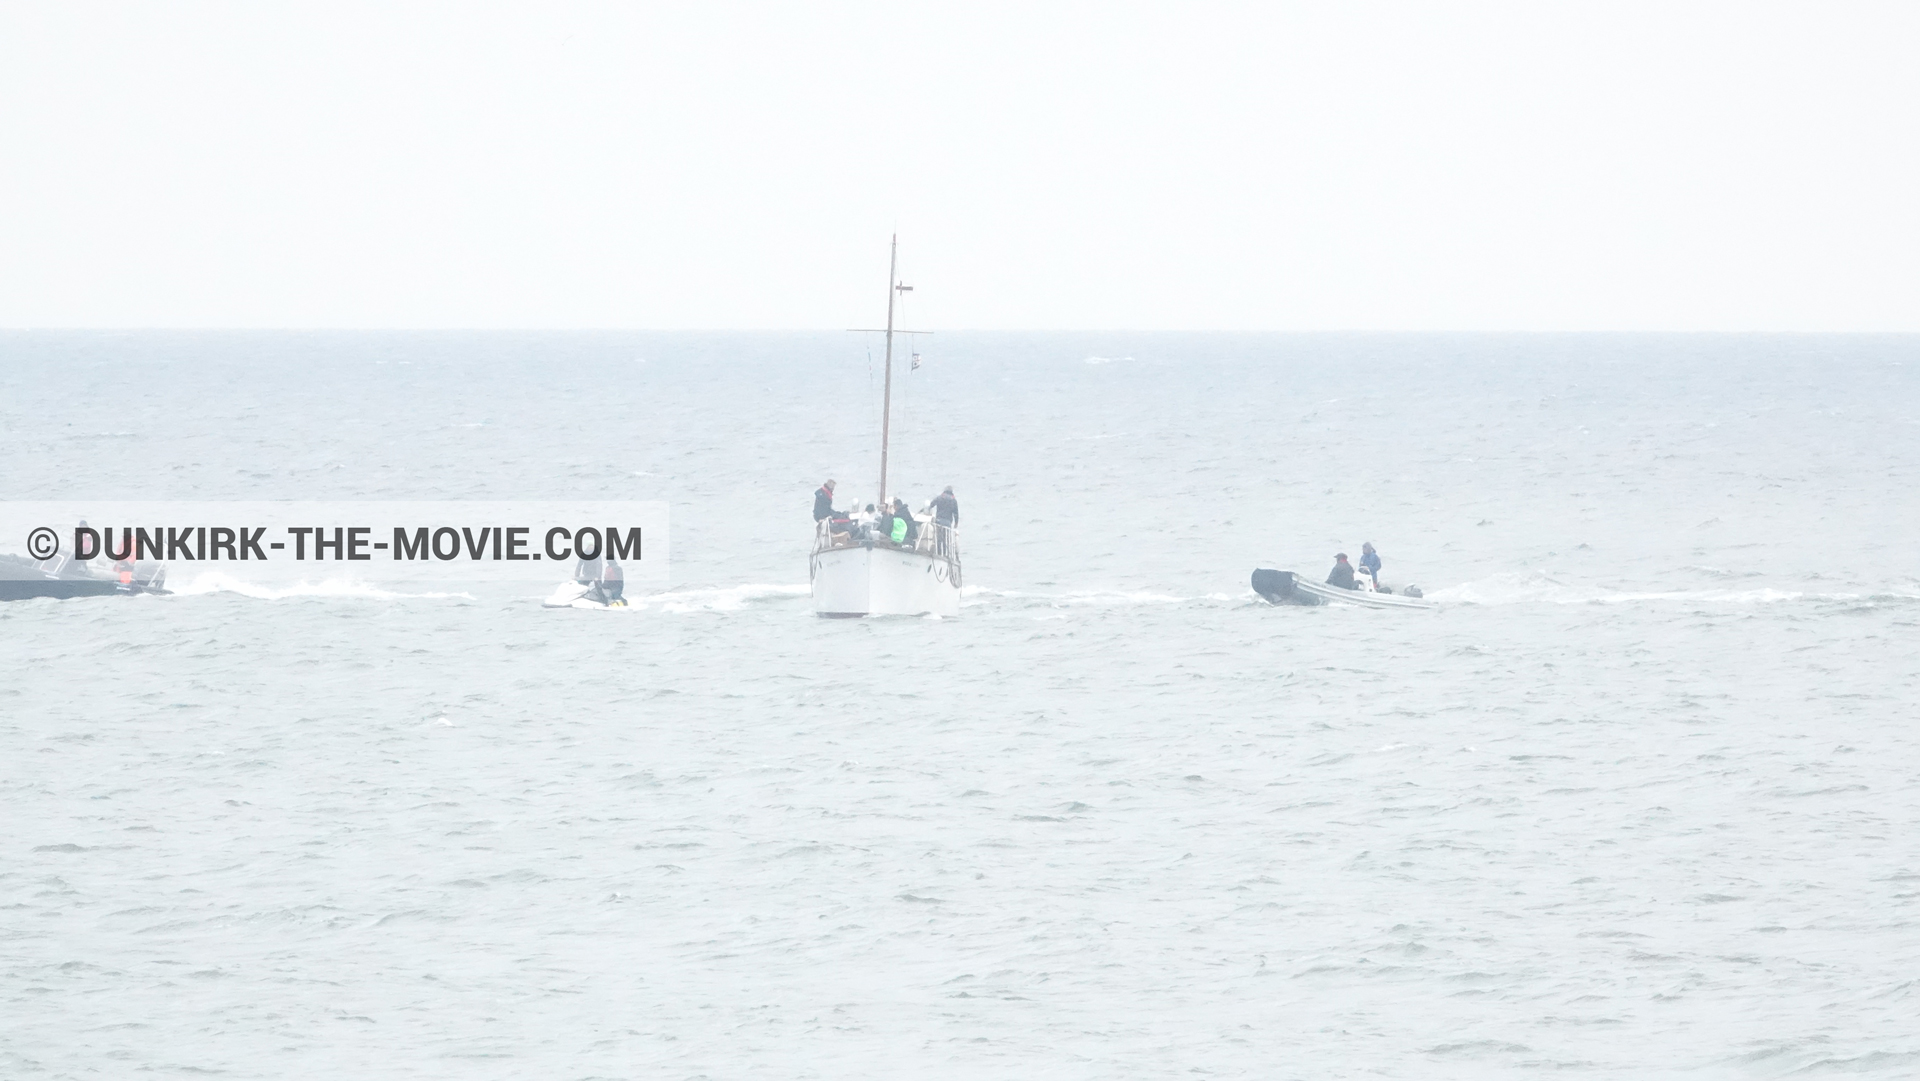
[1359,542,1381,586]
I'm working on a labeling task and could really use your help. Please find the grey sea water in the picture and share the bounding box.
[2,332,1917,1079]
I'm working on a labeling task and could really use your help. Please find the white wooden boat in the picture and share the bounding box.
[811,524,960,617]
[811,237,962,618]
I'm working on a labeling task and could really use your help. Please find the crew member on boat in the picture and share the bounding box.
[889,498,919,547]
[1327,553,1359,589]
[1359,542,1381,586]
[814,479,855,542]
[929,486,959,528]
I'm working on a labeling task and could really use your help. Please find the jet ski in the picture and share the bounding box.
[0,553,170,602]
[1251,568,1432,610]
[542,580,629,609]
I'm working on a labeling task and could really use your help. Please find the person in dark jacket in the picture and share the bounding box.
[1327,553,1358,589]
[813,480,838,522]
[1359,542,1381,586]
[601,556,625,603]
[929,486,959,528]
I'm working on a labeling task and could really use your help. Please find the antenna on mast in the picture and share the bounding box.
[879,235,899,507]
[845,237,931,509]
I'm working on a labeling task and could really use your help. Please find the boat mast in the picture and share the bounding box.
[879,234,898,508]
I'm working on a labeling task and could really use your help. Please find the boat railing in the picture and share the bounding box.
[920,521,961,565]
[812,516,961,568]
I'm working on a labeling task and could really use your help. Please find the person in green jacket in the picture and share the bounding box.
[889,498,919,546]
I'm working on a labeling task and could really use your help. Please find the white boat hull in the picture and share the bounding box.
[812,543,961,617]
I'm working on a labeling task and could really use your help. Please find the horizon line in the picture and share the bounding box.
[3,326,1918,336]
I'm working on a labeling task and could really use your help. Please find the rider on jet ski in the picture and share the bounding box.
[566,555,625,606]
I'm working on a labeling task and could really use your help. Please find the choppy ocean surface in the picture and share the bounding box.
[2,332,1917,1079]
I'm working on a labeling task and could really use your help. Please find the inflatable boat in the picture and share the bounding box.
[1251,568,1433,610]
[0,554,169,602]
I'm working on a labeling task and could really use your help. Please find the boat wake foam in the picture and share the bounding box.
[170,573,475,601]
[1430,570,1920,607]
[962,586,1233,609]
[620,583,810,612]
[560,584,1227,615]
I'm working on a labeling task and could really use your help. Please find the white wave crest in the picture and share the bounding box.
[1429,571,1918,607]
[961,586,1222,608]
[170,572,474,601]
[622,583,810,613]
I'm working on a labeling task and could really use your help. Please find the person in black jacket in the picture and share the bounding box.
[1326,553,1359,589]
[813,480,837,522]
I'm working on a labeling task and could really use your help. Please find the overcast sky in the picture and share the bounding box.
[1,2,1915,330]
